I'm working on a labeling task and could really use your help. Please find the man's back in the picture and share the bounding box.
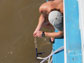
[39,0,63,14]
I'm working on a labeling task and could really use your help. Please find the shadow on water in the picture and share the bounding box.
[0,0,52,63]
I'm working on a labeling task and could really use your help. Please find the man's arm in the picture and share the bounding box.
[45,31,63,38]
[35,31,63,38]
[35,14,45,31]
[33,14,45,37]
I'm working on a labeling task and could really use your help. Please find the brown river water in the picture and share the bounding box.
[0,0,52,63]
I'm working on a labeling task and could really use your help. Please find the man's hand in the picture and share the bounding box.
[33,30,39,37]
[33,30,42,38]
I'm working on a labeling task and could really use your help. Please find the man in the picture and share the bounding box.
[33,0,63,42]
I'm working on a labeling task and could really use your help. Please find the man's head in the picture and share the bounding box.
[48,10,63,31]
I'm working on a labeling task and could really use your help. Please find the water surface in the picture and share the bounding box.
[0,0,52,63]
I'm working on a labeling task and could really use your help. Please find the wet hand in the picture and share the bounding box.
[36,31,42,38]
[33,30,42,38]
[33,30,39,37]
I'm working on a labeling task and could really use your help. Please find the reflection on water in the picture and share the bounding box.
[0,0,52,63]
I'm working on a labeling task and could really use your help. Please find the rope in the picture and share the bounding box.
[34,38,64,63]
[34,37,38,57]
[34,37,45,57]
[37,51,53,63]
[36,47,64,63]
[39,46,64,63]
